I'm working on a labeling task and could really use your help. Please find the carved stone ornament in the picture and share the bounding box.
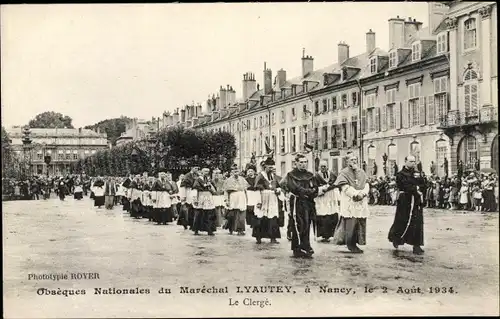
[445,17,458,30]
[479,5,492,19]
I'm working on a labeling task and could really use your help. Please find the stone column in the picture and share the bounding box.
[446,17,459,111]
[479,5,493,107]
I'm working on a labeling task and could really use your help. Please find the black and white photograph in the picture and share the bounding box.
[1,2,498,317]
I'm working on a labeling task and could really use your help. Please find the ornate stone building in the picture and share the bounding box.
[6,127,108,176]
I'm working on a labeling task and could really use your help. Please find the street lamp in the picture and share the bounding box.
[22,126,32,178]
[44,154,52,177]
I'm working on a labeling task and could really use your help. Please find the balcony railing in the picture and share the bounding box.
[438,106,498,128]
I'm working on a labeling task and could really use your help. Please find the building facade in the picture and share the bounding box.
[161,2,497,177]
[434,1,498,174]
[6,127,108,176]
[116,117,160,146]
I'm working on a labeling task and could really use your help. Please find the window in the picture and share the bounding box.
[389,51,398,68]
[408,83,421,99]
[459,136,479,170]
[271,135,276,152]
[73,150,78,160]
[302,125,308,150]
[409,99,419,127]
[434,77,448,94]
[341,122,347,148]
[435,94,448,122]
[290,127,296,152]
[388,144,397,176]
[352,92,359,106]
[258,135,262,155]
[332,96,337,110]
[322,99,328,113]
[410,141,421,162]
[464,18,477,51]
[259,116,263,127]
[322,126,328,149]
[314,101,320,115]
[412,42,421,61]
[279,129,285,154]
[367,146,376,175]
[463,69,479,115]
[65,150,71,160]
[37,151,43,160]
[387,104,396,129]
[252,138,256,153]
[437,32,448,54]
[253,118,257,128]
[291,107,296,120]
[302,105,308,117]
[331,125,338,148]
[271,113,275,125]
[436,140,448,177]
[341,94,348,108]
[386,89,396,104]
[314,128,319,149]
[366,94,376,108]
[370,57,377,74]
[91,150,96,154]
[351,120,358,147]
[280,110,286,123]
[265,115,268,126]
[367,109,374,132]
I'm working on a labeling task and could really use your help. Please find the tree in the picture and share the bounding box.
[28,111,74,129]
[1,126,18,178]
[84,116,133,146]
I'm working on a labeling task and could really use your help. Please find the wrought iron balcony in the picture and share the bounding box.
[437,106,497,129]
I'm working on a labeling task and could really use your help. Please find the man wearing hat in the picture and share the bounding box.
[314,160,339,242]
[180,166,200,229]
[191,167,217,235]
[244,163,260,228]
[280,153,318,258]
[252,157,283,244]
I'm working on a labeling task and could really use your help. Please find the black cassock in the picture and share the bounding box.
[388,166,424,247]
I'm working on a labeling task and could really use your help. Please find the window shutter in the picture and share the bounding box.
[408,101,414,127]
[381,105,387,131]
[471,84,478,112]
[427,95,435,125]
[464,85,471,113]
[345,121,351,147]
[326,124,330,149]
[361,109,367,134]
[402,100,409,128]
[395,102,402,129]
[375,107,381,132]
[299,126,303,151]
[419,97,426,125]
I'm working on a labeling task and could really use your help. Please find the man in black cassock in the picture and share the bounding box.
[179,166,199,229]
[388,155,425,255]
[280,153,318,258]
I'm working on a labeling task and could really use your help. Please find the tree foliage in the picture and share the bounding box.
[1,126,18,178]
[84,116,133,146]
[28,111,74,129]
[72,126,237,178]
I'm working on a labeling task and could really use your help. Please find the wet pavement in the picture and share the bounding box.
[3,196,499,318]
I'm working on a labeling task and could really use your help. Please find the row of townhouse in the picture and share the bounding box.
[161,2,498,177]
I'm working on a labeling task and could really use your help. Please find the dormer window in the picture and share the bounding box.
[412,42,421,61]
[464,18,477,51]
[437,32,448,54]
[389,51,398,69]
[370,57,377,74]
[341,68,348,81]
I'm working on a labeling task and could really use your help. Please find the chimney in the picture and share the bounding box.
[219,86,227,109]
[78,127,82,134]
[276,69,287,88]
[180,108,186,123]
[215,94,220,111]
[173,109,179,124]
[388,16,405,49]
[197,104,202,117]
[428,2,449,33]
[366,29,376,53]
[301,49,314,77]
[263,62,273,95]
[242,72,257,101]
[403,17,423,44]
[338,42,350,64]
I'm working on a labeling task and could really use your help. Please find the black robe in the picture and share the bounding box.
[280,168,318,252]
[388,166,424,247]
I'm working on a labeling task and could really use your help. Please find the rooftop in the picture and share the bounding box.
[6,127,107,138]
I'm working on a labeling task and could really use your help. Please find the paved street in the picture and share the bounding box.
[3,196,499,317]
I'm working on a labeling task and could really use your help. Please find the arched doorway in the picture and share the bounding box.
[492,135,498,174]
[458,135,479,171]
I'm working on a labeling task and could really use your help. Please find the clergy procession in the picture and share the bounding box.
[75,151,426,259]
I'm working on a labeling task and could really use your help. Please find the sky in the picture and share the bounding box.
[1,2,429,129]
